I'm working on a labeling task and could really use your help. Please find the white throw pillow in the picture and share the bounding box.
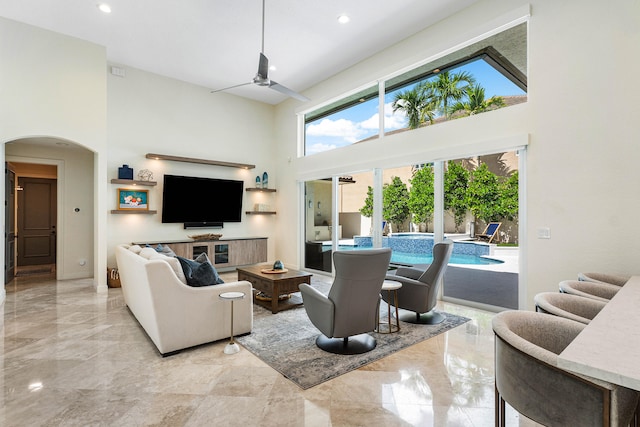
[147,251,188,285]
[164,256,188,285]
[128,244,143,254]
[139,247,157,259]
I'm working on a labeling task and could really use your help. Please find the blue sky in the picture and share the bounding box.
[305,58,526,155]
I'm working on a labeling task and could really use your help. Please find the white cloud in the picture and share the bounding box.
[305,102,408,148]
[383,102,407,130]
[306,118,365,143]
[360,113,379,130]
[306,142,338,155]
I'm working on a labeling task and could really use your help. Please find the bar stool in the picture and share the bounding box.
[534,292,606,324]
[493,310,639,427]
[578,272,631,287]
[558,280,619,302]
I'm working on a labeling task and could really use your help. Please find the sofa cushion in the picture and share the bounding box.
[177,253,225,287]
[128,244,143,254]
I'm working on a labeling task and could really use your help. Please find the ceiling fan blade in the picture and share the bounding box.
[269,81,309,102]
[210,81,253,94]
[257,52,269,79]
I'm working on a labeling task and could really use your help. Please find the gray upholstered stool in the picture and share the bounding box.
[534,292,606,324]
[558,279,619,302]
[578,272,631,287]
[492,310,639,427]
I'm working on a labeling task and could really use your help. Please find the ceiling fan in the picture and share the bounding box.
[211,0,309,102]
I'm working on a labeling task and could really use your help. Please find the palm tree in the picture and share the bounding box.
[450,83,505,117]
[422,70,475,119]
[392,86,436,129]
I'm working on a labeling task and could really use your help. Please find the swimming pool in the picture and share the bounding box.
[328,233,504,266]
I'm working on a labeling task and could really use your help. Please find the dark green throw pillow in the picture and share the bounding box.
[176,253,224,287]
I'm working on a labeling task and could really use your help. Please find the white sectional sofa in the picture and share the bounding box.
[115,244,253,356]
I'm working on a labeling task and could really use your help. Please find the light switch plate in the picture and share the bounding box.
[537,227,551,239]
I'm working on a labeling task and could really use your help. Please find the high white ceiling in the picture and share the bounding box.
[0,0,479,105]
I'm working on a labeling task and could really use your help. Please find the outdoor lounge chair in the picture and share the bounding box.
[476,222,501,243]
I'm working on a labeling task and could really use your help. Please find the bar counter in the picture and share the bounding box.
[558,276,640,390]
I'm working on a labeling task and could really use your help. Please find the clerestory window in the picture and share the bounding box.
[303,23,527,156]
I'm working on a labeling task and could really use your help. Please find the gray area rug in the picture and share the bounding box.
[236,283,470,389]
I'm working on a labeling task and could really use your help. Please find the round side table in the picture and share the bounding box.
[376,280,402,334]
[219,291,245,354]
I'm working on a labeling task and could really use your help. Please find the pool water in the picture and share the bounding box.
[392,251,502,265]
[325,244,503,266]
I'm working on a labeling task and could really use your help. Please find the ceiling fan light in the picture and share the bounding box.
[97,3,111,14]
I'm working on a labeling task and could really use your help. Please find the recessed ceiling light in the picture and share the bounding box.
[97,3,111,14]
[337,14,350,24]
[269,65,277,72]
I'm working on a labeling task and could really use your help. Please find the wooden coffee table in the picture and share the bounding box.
[236,264,313,314]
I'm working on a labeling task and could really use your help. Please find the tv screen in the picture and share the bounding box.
[161,174,244,226]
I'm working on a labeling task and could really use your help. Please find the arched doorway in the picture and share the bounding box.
[4,137,95,284]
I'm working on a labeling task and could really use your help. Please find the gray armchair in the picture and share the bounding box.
[299,248,392,354]
[382,240,453,324]
[493,310,639,427]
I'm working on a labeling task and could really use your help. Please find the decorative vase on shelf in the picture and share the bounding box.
[137,169,153,181]
[255,175,261,188]
[262,172,268,189]
[118,164,133,180]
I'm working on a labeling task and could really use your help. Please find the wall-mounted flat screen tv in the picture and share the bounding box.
[161,174,244,227]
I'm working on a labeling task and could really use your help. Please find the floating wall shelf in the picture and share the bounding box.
[246,188,276,193]
[110,210,158,215]
[246,211,276,215]
[145,153,255,170]
[110,179,157,186]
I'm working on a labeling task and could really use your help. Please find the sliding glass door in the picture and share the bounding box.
[440,151,520,309]
[301,149,522,310]
[303,172,374,273]
[304,179,334,273]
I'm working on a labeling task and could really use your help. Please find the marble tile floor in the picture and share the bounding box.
[0,271,541,426]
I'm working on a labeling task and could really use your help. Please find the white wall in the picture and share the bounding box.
[106,64,277,267]
[0,17,108,294]
[275,0,640,309]
[0,16,280,294]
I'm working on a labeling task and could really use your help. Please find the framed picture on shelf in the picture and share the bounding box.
[117,189,149,210]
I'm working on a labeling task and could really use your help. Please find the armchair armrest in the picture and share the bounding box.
[383,274,435,314]
[299,283,335,337]
[390,267,424,280]
[386,275,430,290]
